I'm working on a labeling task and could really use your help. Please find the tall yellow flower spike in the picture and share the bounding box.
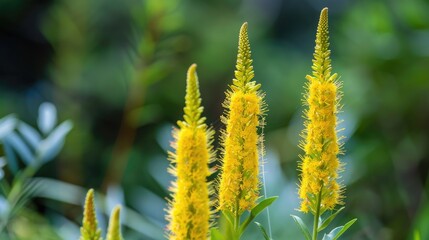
[80,189,102,240]
[167,64,214,240]
[218,22,263,215]
[298,8,344,214]
[106,206,123,240]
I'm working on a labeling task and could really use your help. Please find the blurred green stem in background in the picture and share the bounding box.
[103,0,182,189]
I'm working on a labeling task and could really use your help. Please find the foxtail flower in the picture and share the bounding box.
[166,64,215,240]
[218,22,264,215]
[298,8,344,214]
[106,206,123,240]
[80,189,102,240]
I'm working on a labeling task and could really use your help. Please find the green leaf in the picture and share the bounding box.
[291,215,311,240]
[318,207,345,232]
[38,102,57,135]
[322,218,357,240]
[210,228,224,240]
[255,222,271,240]
[0,114,16,140]
[17,122,42,149]
[37,120,73,163]
[222,209,235,227]
[239,196,278,233]
[4,132,34,165]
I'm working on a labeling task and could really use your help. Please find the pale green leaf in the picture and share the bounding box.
[255,222,271,240]
[318,207,345,232]
[291,215,311,240]
[323,218,357,240]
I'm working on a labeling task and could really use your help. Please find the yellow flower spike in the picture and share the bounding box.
[298,7,344,215]
[219,22,264,215]
[80,189,102,240]
[106,206,123,240]
[167,64,214,240]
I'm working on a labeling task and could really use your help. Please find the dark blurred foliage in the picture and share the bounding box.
[1,0,429,239]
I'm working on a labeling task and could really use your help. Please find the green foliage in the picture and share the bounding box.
[0,103,72,236]
[210,228,224,240]
[239,196,278,234]
[292,210,357,240]
[218,197,277,240]
[291,215,311,240]
[254,222,271,240]
[318,207,345,232]
[321,219,357,240]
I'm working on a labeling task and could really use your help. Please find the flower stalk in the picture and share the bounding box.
[167,64,214,240]
[218,22,266,239]
[293,7,357,240]
[299,7,343,216]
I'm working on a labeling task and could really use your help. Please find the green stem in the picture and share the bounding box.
[312,188,323,240]
[234,207,241,240]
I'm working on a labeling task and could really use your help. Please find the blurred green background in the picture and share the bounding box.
[1,0,429,239]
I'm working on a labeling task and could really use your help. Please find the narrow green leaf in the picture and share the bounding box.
[0,114,16,139]
[222,209,234,227]
[5,132,34,165]
[37,120,73,162]
[210,228,224,240]
[318,207,345,232]
[38,102,57,135]
[323,218,357,240]
[239,196,278,233]
[291,215,311,240]
[255,222,270,240]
